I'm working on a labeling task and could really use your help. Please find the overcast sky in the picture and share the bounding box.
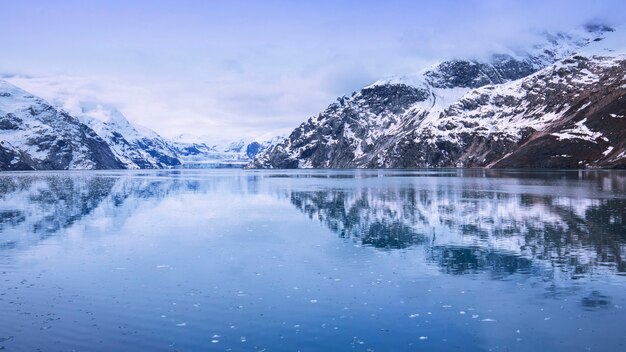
[1,0,625,141]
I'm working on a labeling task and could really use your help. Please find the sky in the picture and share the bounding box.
[1,0,625,141]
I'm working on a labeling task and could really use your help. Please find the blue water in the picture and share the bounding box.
[1,169,625,351]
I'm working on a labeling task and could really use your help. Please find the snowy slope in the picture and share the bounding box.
[252,24,626,169]
[0,80,123,170]
[76,104,180,169]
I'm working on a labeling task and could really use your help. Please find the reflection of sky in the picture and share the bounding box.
[1,1,625,139]
[1,170,625,351]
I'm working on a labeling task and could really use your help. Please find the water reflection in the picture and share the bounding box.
[2,170,625,280]
[286,172,626,278]
[290,191,427,249]
[0,174,201,253]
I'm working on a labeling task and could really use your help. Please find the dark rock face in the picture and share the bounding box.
[355,84,431,114]
[424,56,538,89]
[0,144,33,171]
[133,138,181,168]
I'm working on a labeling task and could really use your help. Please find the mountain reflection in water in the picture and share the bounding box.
[1,170,625,279]
[288,171,626,279]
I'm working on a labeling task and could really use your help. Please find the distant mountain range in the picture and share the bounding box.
[169,135,284,168]
[0,81,281,170]
[2,23,625,171]
[251,23,626,169]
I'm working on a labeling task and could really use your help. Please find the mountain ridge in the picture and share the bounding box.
[250,24,626,169]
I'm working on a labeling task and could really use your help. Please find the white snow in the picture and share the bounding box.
[603,146,615,156]
[551,118,603,142]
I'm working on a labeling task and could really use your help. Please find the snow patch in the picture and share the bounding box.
[551,118,602,143]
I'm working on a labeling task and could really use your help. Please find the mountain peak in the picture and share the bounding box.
[369,23,614,92]
[0,79,47,113]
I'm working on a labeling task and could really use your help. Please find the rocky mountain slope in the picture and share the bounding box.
[0,80,123,170]
[251,24,626,169]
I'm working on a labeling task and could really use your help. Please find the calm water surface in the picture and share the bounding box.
[1,169,625,351]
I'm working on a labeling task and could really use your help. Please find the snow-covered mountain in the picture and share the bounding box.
[0,79,281,170]
[0,79,123,170]
[170,135,284,168]
[0,80,186,170]
[251,24,626,169]
[76,104,180,169]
